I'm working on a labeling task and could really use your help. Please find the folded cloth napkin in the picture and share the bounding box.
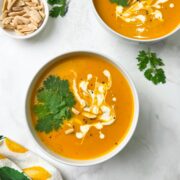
[0,136,63,180]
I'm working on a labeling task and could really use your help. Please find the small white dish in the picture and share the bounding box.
[91,0,180,43]
[25,51,139,166]
[0,0,49,39]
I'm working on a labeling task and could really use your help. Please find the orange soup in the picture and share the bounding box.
[30,53,134,160]
[93,0,180,40]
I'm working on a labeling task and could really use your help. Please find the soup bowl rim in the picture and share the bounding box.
[90,0,180,43]
[25,50,139,166]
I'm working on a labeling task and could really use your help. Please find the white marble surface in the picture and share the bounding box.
[0,0,180,179]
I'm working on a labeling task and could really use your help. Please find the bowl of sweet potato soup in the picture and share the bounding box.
[92,0,180,42]
[26,51,139,166]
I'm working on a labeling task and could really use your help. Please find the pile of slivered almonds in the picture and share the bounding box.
[0,0,45,35]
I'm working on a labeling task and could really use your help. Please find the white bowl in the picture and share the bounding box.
[91,0,180,43]
[25,51,139,166]
[0,0,49,39]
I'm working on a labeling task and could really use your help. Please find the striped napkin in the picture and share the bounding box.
[0,136,63,180]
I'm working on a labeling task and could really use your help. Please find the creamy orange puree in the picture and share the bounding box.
[31,53,134,160]
[93,0,180,39]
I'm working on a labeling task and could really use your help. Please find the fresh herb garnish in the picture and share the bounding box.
[34,75,76,133]
[137,49,166,85]
[0,167,29,180]
[110,0,129,7]
[0,135,4,140]
[48,0,68,18]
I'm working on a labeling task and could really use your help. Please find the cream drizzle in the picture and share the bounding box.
[73,79,86,107]
[70,70,116,140]
[116,0,172,27]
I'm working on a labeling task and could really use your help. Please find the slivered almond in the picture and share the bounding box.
[2,17,13,25]
[66,122,73,127]
[31,0,39,4]
[17,23,37,32]
[65,129,74,135]
[6,0,11,10]
[15,0,25,7]
[31,21,39,27]
[12,6,23,11]
[0,11,8,20]
[25,2,37,7]
[13,16,30,26]
[24,30,34,34]
[3,23,14,29]
[8,10,25,16]
[33,5,43,10]
[40,2,44,9]
[29,9,42,23]
[72,108,80,115]
[30,16,38,26]
[14,28,25,34]
[22,13,30,18]
[2,0,8,12]
[82,112,97,119]
[38,19,43,27]
[23,6,31,14]
[8,0,18,11]
[18,16,30,23]
[84,107,90,112]
[39,10,45,18]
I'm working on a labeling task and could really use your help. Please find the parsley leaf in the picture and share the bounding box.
[110,0,128,7]
[50,6,68,17]
[137,49,166,85]
[48,0,64,5]
[0,167,29,180]
[48,0,68,18]
[33,75,76,133]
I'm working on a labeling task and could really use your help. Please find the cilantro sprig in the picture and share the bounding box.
[110,0,129,7]
[137,49,166,85]
[33,75,76,133]
[48,0,68,18]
